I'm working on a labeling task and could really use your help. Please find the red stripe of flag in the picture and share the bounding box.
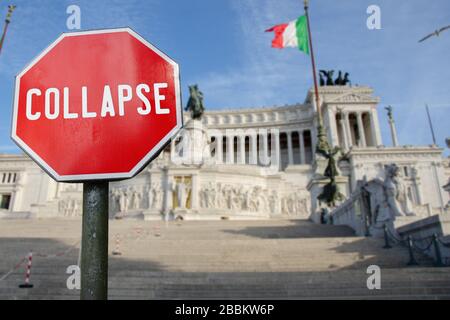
[265,23,288,49]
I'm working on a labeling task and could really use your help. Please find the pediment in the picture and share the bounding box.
[324,91,379,104]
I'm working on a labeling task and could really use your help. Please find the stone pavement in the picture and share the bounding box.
[0,219,449,300]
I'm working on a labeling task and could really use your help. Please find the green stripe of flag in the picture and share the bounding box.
[295,15,310,55]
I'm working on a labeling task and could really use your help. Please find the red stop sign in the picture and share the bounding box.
[11,28,182,182]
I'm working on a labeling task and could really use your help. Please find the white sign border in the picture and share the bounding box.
[11,27,183,182]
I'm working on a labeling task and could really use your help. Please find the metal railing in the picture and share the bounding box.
[377,224,450,267]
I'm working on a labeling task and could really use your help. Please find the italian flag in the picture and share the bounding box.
[265,16,309,54]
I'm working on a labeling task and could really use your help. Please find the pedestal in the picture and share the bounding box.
[307,174,349,224]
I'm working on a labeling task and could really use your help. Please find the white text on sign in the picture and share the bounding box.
[25,83,170,121]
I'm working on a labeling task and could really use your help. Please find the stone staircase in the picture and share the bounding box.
[0,219,449,300]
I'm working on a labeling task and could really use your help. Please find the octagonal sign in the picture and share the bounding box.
[11,28,182,182]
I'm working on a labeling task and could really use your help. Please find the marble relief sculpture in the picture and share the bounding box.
[199,182,308,216]
[110,187,146,214]
[148,183,163,210]
[58,198,81,217]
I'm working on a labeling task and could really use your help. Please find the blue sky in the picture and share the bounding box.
[0,0,449,154]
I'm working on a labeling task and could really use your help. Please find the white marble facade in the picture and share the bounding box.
[0,86,448,220]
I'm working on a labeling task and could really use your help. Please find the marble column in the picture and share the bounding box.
[271,130,281,170]
[339,116,349,151]
[299,130,306,164]
[368,112,377,147]
[9,190,16,212]
[344,112,353,147]
[216,135,223,164]
[260,132,270,166]
[370,109,383,146]
[389,118,399,147]
[411,167,423,205]
[226,134,234,164]
[250,133,258,165]
[357,112,367,147]
[11,173,25,212]
[431,162,445,213]
[239,135,246,164]
[328,110,339,147]
[287,131,294,165]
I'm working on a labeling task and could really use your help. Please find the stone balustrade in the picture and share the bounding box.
[329,190,368,236]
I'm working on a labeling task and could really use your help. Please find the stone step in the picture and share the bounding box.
[2,285,450,300]
[0,219,446,299]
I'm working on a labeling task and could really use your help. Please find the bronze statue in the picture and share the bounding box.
[319,70,351,86]
[326,70,334,86]
[342,72,350,85]
[185,85,205,120]
[317,146,345,207]
[319,73,325,86]
[334,71,343,85]
[385,105,394,121]
[319,70,334,86]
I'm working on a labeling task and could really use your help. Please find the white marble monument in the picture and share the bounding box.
[0,85,448,221]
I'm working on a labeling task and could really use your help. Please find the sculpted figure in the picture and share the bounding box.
[208,184,217,208]
[217,184,226,209]
[317,146,344,207]
[319,70,334,86]
[73,200,80,217]
[363,178,392,225]
[112,190,120,213]
[319,73,325,86]
[130,188,141,210]
[334,71,343,85]
[174,180,188,209]
[268,191,279,214]
[185,85,205,120]
[147,185,154,209]
[384,164,414,216]
[342,72,350,85]
[117,190,124,213]
[325,70,334,85]
[200,187,207,208]
[153,185,163,210]
[225,187,233,209]
[150,185,158,209]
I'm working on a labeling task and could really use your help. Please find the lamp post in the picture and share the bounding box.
[0,5,16,56]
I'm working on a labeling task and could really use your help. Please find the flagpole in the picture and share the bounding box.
[303,0,329,153]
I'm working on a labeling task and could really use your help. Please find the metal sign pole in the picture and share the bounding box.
[80,181,109,300]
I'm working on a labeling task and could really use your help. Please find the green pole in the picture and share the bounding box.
[80,181,109,300]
